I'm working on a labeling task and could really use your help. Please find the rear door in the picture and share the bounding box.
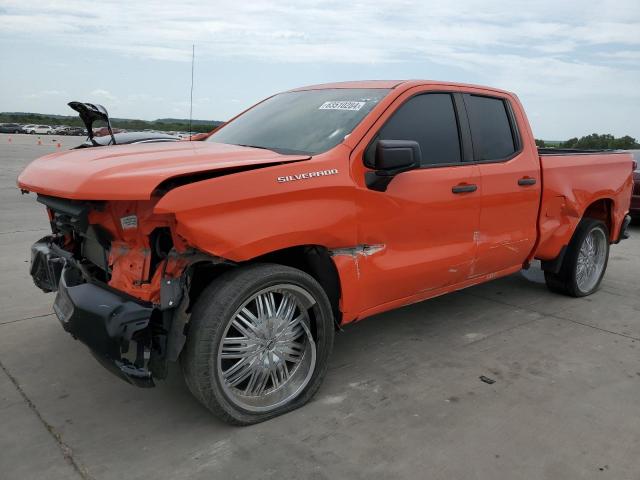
[462,93,541,276]
[352,89,481,311]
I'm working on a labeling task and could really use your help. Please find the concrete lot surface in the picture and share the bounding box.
[1,133,639,479]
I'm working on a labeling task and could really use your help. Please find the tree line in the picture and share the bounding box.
[535,134,639,150]
[0,112,222,134]
[3,112,639,148]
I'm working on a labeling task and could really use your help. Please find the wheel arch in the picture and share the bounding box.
[537,195,616,269]
[187,244,344,327]
[581,197,614,240]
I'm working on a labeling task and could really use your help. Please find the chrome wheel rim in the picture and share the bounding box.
[217,284,317,412]
[576,227,607,293]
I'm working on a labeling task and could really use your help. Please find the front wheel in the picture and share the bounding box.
[181,263,335,425]
[544,218,610,297]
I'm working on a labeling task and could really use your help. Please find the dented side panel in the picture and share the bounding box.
[328,254,361,324]
[350,167,482,312]
[534,153,633,260]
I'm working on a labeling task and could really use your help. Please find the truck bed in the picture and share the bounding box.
[538,148,617,155]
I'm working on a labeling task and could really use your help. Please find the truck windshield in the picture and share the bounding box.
[207,88,390,155]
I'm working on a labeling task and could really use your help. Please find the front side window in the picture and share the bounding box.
[366,93,462,167]
[208,88,390,155]
[464,95,517,161]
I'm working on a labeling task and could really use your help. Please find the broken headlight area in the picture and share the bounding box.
[35,194,188,302]
[30,195,195,386]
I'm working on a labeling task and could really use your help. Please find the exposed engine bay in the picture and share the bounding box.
[30,194,224,387]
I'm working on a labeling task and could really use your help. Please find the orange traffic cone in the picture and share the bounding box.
[56,143,61,148]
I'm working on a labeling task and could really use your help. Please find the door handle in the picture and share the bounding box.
[452,183,478,194]
[518,177,537,186]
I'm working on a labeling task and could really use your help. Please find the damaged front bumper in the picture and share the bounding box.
[31,238,156,387]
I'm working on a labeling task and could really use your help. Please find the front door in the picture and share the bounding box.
[352,90,481,313]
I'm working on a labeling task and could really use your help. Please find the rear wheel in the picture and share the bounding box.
[181,263,335,425]
[544,218,609,297]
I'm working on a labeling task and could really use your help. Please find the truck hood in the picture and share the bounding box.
[18,141,310,200]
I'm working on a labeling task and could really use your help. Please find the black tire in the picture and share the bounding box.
[181,263,335,425]
[544,218,610,297]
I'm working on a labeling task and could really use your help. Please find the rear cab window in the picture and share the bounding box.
[463,94,519,161]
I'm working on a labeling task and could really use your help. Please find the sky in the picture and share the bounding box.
[0,0,639,140]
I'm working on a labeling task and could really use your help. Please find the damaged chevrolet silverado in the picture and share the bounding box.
[18,81,634,425]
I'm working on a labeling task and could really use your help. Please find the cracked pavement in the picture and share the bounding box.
[1,134,639,479]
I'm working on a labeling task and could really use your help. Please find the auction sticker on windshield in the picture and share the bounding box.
[319,101,366,111]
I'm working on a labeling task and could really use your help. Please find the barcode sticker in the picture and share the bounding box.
[120,215,138,230]
[319,101,366,111]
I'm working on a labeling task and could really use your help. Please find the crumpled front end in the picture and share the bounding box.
[29,194,202,387]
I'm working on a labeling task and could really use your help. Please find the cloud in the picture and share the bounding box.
[1,1,638,65]
[1,0,638,137]
[24,89,67,99]
[90,89,117,101]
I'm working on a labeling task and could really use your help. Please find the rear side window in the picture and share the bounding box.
[464,95,516,161]
[370,93,462,166]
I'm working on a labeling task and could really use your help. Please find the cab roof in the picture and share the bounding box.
[289,80,514,97]
[290,80,405,90]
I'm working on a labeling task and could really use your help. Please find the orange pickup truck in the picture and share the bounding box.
[18,80,634,424]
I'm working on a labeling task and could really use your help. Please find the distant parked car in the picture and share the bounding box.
[52,125,69,134]
[0,123,24,134]
[55,126,86,136]
[24,125,54,135]
[67,126,87,136]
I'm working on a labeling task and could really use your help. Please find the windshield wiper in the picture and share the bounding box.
[236,143,275,151]
[235,143,311,156]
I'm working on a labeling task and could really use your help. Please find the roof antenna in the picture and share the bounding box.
[189,44,195,141]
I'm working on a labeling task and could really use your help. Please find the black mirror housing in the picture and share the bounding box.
[375,140,421,171]
[366,140,421,192]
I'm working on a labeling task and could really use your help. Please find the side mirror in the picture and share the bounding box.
[366,140,421,192]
